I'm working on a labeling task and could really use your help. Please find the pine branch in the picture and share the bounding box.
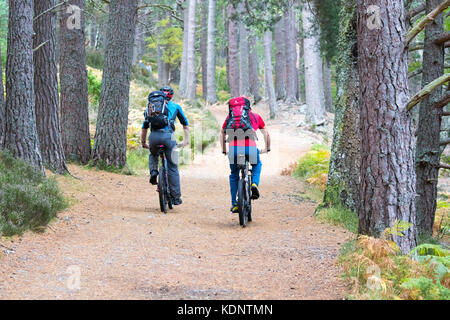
[405,0,450,46]
[407,73,450,111]
[34,1,67,21]
[440,138,450,146]
[33,40,49,52]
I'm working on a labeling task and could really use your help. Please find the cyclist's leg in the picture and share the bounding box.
[148,132,161,175]
[247,147,262,186]
[228,145,240,206]
[164,136,182,200]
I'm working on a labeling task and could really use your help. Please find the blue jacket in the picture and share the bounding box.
[142,101,189,132]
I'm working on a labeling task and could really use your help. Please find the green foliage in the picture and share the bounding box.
[87,70,102,107]
[339,231,450,300]
[294,144,330,190]
[131,65,158,88]
[316,206,358,234]
[0,151,67,236]
[0,0,7,67]
[312,0,343,61]
[147,18,183,70]
[86,48,104,69]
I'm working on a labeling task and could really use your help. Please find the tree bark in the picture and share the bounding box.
[248,34,262,103]
[274,17,286,101]
[357,0,417,253]
[284,2,298,105]
[184,0,197,100]
[59,0,91,164]
[4,0,44,173]
[179,0,189,96]
[303,1,326,126]
[0,46,5,148]
[324,1,360,212]
[238,4,250,97]
[227,2,239,98]
[323,58,333,113]
[206,0,217,104]
[34,0,68,174]
[415,0,445,239]
[201,0,208,100]
[92,0,138,168]
[263,30,278,119]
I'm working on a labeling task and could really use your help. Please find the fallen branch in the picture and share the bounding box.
[440,162,450,169]
[409,64,450,78]
[434,31,450,45]
[440,138,450,146]
[405,0,450,46]
[435,92,450,108]
[409,42,424,51]
[407,73,450,111]
[407,3,426,21]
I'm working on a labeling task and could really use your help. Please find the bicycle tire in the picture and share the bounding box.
[158,169,167,213]
[237,179,248,227]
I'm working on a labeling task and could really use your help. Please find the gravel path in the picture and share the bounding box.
[0,104,352,299]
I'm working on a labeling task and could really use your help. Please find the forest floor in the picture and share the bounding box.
[0,102,355,300]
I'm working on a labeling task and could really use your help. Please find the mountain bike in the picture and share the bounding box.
[237,154,252,227]
[156,145,172,214]
[156,143,183,214]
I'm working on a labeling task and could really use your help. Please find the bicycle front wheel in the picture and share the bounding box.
[237,179,248,227]
[158,169,167,213]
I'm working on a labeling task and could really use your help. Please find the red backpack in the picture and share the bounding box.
[225,97,256,131]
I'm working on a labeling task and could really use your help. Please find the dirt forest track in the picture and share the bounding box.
[0,103,352,299]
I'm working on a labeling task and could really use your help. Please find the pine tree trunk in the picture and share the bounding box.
[227,2,239,98]
[34,0,67,174]
[284,3,298,105]
[179,1,189,96]
[298,37,306,104]
[324,2,360,212]
[248,34,262,103]
[238,7,250,97]
[89,22,97,49]
[185,0,197,100]
[303,2,326,126]
[323,59,333,113]
[263,30,277,119]
[274,18,286,101]
[4,0,44,173]
[201,0,208,100]
[0,46,5,148]
[206,0,217,104]
[415,0,445,238]
[357,0,417,253]
[59,0,91,164]
[92,0,138,168]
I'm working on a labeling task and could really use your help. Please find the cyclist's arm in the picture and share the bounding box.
[260,128,271,153]
[141,128,149,149]
[182,125,190,147]
[220,128,227,154]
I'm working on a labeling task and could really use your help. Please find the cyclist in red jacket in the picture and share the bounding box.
[220,96,271,213]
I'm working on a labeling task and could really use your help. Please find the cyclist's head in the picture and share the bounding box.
[160,86,174,101]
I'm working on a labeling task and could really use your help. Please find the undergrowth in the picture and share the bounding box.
[0,151,67,236]
[339,232,450,300]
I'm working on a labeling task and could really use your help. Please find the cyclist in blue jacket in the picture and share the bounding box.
[141,86,190,205]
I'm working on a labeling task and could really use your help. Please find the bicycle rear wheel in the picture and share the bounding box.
[158,169,167,213]
[237,179,248,227]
